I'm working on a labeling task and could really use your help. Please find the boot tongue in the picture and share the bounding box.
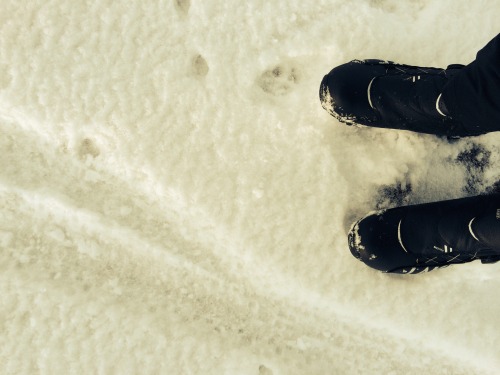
[319,60,384,124]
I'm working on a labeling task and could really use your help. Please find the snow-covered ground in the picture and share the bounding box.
[1,0,499,374]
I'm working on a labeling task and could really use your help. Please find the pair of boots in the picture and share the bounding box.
[320,59,500,274]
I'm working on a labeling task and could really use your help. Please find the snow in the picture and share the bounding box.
[0,0,499,374]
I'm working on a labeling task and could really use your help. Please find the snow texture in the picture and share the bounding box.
[0,0,499,374]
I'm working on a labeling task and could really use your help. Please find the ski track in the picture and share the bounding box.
[1,0,500,374]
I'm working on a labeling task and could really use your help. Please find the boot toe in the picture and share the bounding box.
[348,209,418,273]
[319,60,387,125]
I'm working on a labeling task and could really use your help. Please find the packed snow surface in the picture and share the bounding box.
[1,1,499,374]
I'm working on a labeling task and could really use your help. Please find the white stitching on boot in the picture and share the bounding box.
[436,93,447,117]
[468,217,480,242]
[367,77,376,110]
[398,219,409,253]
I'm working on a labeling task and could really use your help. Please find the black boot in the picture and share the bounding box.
[319,59,485,137]
[348,194,500,274]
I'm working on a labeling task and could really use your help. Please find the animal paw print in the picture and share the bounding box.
[257,62,300,96]
[79,138,100,159]
[191,54,209,77]
[174,0,190,16]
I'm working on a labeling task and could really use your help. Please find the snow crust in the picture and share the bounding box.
[1,0,500,374]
